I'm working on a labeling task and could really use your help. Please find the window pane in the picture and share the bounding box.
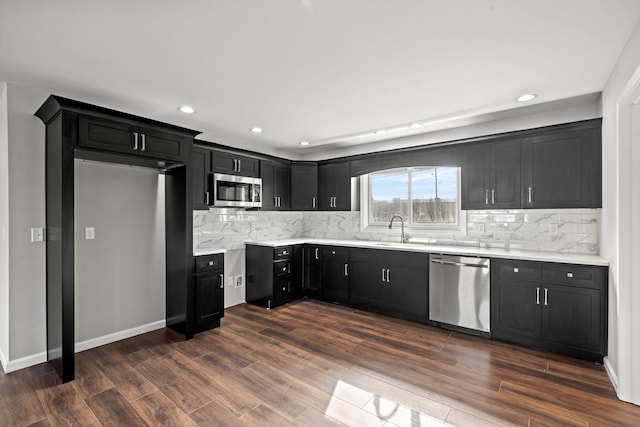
[369,170,408,223]
[412,167,458,224]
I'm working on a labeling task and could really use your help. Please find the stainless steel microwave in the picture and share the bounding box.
[211,173,262,208]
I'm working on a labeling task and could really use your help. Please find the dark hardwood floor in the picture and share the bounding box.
[1,299,639,426]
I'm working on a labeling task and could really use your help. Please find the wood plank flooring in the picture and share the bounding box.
[2,299,639,426]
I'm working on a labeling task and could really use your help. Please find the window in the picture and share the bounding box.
[365,166,461,229]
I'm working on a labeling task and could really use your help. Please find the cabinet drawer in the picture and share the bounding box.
[195,254,224,273]
[493,259,542,281]
[274,246,293,259]
[543,264,604,289]
[274,259,291,277]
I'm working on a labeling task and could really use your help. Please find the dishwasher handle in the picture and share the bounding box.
[430,258,489,268]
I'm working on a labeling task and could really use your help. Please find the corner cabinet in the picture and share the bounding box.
[261,160,291,210]
[291,162,318,210]
[522,122,602,208]
[191,254,225,336]
[319,162,351,210]
[491,259,607,362]
[35,95,200,383]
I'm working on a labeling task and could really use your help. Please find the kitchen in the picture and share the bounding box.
[2,1,640,425]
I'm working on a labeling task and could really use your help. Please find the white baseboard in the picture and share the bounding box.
[603,356,619,393]
[1,320,166,374]
[4,351,47,374]
[75,319,166,353]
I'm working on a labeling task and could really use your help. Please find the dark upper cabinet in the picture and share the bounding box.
[462,139,521,210]
[261,161,291,210]
[350,248,429,321]
[491,259,607,362]
[319,162,351,210]
[79,116,186,162]
[212,150,260,177]
[192,146,212,210]
[522,125,601,208]
[291,162,319,210]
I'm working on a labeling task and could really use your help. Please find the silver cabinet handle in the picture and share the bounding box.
[544,288,548,306]
[334,196,337,208]
[344,263,348,276]
[208,261,214,266]
[485,189,489,205]
[514,267,519,273]
[220,274,224,289]
[233,159,238,172]
[381,268,386,282]
[133,132,139,150]
[312,197,316,208]
[238,159,241,172]
[528,187,533,204]
[567,272,573,278]
[274,197,278,207]
[282,250,288,255]
[205,191,210,205]
[491,189,495,204]
[536,287,540,305]
[386,269,391,283]
[141,133,146,151]
[315,248,319,260]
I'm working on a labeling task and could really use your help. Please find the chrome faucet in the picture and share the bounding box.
[388,215,408,244]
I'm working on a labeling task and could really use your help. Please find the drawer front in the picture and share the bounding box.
[274,259,291,277]
[493,259,542,281]
[543,264,604,289]
[195,254,224,273]
[274,246,293,259]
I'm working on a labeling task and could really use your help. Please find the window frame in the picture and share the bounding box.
[360,166,466,234]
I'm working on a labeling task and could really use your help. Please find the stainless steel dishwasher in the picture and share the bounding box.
[429,254,490,334]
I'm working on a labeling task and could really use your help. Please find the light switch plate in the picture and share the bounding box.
[85,227,95,240]
[30,227,44,242]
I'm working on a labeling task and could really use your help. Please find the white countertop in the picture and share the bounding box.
[193,248,227,257]
[245,238,609,266]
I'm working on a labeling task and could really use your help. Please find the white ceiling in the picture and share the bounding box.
[1,1,639,160]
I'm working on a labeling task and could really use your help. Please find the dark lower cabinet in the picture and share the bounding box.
[303,245,324,298]
[491,259,607,362]
[320,247,350,304]
[350,248,429,321]
[191,254,225,337]
[246,244,301,309]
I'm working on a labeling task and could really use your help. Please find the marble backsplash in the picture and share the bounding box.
[194,208,600,254]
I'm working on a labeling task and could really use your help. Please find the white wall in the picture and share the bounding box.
[6,83,46,368]
[601,19,640,404]
[74,160,166,349]
[0,82,10,370]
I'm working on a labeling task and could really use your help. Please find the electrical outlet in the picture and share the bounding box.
[30,227,44,242]
[85,227,95,240]
[235,275,244,288]
[549,224,559,235]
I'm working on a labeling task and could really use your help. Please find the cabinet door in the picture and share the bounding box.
[490,140,521,208]
[136,127,185,162]
[386,253,429,319]
[522,129,595,208]
[491,279,541,340]
[192,147,211,210]
[322,247,350,304]
[318,163,336,210]
[349,250,387,309]
[332,162,351,210]
[541,284,602,352]
[461,143,490,210]
[261,162,276,210]
[304,246,323,297]
[274,163,290,209]
[212,151,260,177]
[79,116,136,155]
[291,162,318,210]
[194,270,224,325]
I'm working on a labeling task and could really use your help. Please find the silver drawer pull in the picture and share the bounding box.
[536,287,540,305]
[220,274,224,288]
[567,272,573,278]
[514,267,519,273]
[208,261,214,266]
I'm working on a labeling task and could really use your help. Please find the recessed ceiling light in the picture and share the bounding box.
[410,123,422,129]
[299,141,310,146]
[375,130,386,135]
[250,127,263,133]
[516,93,537,102]
[178,106,195,114]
